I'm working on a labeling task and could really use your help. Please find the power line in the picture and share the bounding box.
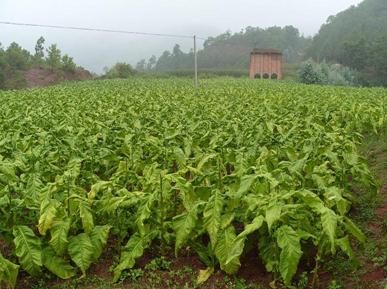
[0,21,205,40]
[0,20,206,86]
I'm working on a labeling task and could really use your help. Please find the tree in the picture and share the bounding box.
[62,54,76,73]
[5,42,31,70]
[147,55,157,71]
[370,32,387,86]
[34,36,45,64]
[0,46,6,89]
[341,39,368,70]
[298,60,323,85]
[172,44,183,56]
[105,63,135,79]
[135,59,146,72]
[46,44,61,71]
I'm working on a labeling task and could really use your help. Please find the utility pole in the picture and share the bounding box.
[194,35,198,87]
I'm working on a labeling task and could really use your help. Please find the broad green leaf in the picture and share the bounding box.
[215,226,240,274]
[237,174,256,196]
[42,247,75,279]
[49,218,70,256]
[197,154,216,172]
[13,225,42,276]
[173,209,198,256]
[225,215,265,266]
[276,225,302,286]
[88,181,111,200]
[324,187,350,215]
[113,232,148,282]
[320,207,337,253]
[0,252,19,289]
[90,225,111,261]
[335,236,357,264]
[238,215,265,239]
[79,201,94,233]
[203,190,223,248]
[197,267,214,285]
[343,217,365,243]
[38,198,60,236]
[68,233,94,275]
[296,190,324,212]
[266,203,282,231]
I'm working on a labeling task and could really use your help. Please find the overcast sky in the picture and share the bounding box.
[1,0,363,72]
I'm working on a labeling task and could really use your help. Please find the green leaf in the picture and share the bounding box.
[336,236,357,264]
[296,190,324,211]
[237,174,256,196]
[173,209,198,256]
[42,247,75,279]
[259,233,279,273]
[215,226,240,274]
[276,225,302,286]
[49,218,70,256]
[68,233,94,276]
[203,190,223,248]
[79,201,94,233]
[0,252,19,289]
[343,217,365,243]
[13,226,42,276]
[87,181,111,200]
[320,207,337,253]
[238,215,265,239]
[38,198,60,236]
[197,154,216,172]
[324,187,350,215]
[197,267,214,285]
[90,225,111,261]
[225,215,265,266]
[113,232,148,282]
[266,203,282,231]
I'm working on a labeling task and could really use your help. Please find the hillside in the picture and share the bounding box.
[307,0,387,85]
[137,26,310,74]
[24,68,92,88]
[0,38,93,90]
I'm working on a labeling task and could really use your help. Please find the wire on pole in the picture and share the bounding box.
[194,35,198,87]
[0,20,205,87]
[0,21,195,39]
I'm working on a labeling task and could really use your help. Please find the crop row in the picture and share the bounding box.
[0,79,386,288]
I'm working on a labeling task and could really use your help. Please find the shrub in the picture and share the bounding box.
[105,63,136,79]
[62,54,77,73]
[298,60,360,86]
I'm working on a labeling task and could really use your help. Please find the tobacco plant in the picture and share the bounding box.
[0,79,386,288]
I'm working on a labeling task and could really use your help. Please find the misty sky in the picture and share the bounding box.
[1,0,363,73]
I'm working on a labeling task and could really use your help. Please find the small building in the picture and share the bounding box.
[249,49,283,80]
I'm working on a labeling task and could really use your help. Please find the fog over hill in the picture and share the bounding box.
[1,0,362,73]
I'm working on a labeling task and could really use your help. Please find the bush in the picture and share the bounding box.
[4,70,27,89]
[105,63,136,79]
[298,60,360,86]
[298,60,324,84]
[62,54,77,73]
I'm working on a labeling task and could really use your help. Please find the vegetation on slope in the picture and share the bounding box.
[136,26,310,74]
[307,0,387,86]
[0,38,90,90]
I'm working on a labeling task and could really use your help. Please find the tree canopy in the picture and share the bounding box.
[307,0,387,85]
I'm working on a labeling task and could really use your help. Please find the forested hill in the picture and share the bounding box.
[307,0,387,85]
[137,26,310,73]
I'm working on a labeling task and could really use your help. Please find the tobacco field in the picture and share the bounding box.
[0,79,386,288]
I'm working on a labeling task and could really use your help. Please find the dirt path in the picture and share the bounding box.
[360,168,387,286]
